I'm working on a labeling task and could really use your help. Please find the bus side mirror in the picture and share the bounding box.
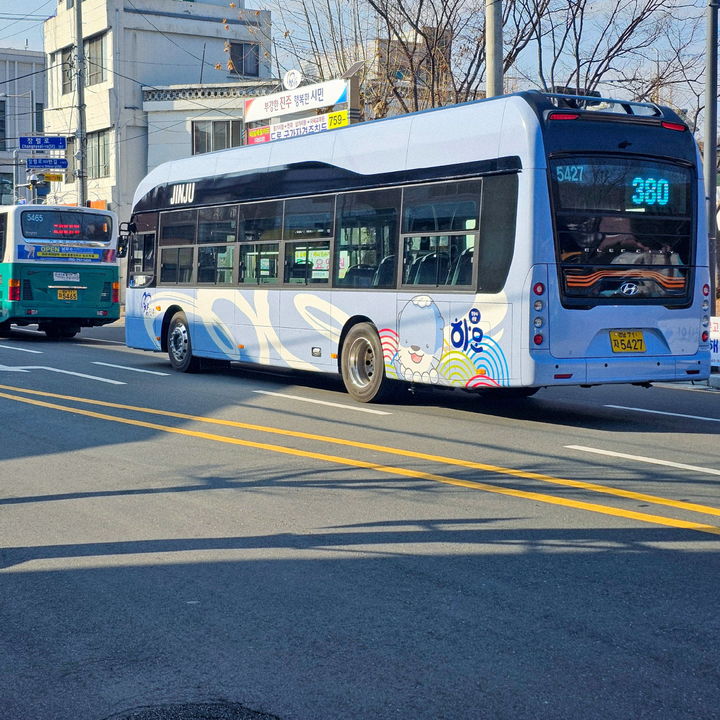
[117,221,136,259]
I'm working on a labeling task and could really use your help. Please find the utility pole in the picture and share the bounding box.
[485,0,503,98]
[74,0,88,206]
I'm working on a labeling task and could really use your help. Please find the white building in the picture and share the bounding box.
[0,48,46,204]
[142,80,278,173]
[43,0,273,218]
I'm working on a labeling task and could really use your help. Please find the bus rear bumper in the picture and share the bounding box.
[528,352,711,385]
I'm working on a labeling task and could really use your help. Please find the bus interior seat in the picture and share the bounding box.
[342,264,376,287]
[405,254,424,284]
[289,261,308,282]
[447,248,473,285]
[414,251,449,284]
[372,255,396,286]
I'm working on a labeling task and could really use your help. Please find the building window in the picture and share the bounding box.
[35,103,44,134]
[87,129,110,179]
[192,119,243,154]
[229,42,259,77]
[64,137,76,184]
[62,47,73,94]
[85,34,105,85]
[0,101,6,151]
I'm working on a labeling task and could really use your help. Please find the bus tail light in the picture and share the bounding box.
[111,282,120,303]
[661,121,686,132]
[533,333,544,345]
[8,279,20,301]
[548,112,580,121]
[703,284,710,297]
[702,330,710,342]
[533,282,545,295]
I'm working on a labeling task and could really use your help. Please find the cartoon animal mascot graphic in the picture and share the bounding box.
[394,295,444,383]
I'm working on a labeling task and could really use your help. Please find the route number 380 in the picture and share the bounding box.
[631,177,669,206]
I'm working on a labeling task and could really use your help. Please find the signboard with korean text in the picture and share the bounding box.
[247,126,271,145]
[269,110,349,141]
[244,80,348,123]
[27,158,69,169]
[711,317,719,368]
[16,245,106,263]
[19,136,67,150]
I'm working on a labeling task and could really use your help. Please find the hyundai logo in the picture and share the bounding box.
[620,282,640,296]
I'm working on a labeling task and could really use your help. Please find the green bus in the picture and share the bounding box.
[0,204,122,338]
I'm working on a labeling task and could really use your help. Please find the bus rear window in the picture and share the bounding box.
[550,157,691,216]
[21,211,113,242]
[550,157,694,303]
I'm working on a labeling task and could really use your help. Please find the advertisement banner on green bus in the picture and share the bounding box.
[16,245,112,262]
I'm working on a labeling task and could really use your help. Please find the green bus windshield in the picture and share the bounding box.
[20,210,113,243]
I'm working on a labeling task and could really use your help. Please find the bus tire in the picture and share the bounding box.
[167,311,200,372]
[0,321,10,337]
[341,322,394,403]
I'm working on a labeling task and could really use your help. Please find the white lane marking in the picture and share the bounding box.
[0,344,43,354]
[0,364,29,373]
[78,337,126,345]
[653,380,717,392]
[92,361,170,376]
[605,404,720,423]
[565,445,720,477]
[0,365,125,385]
[253,390,391,415]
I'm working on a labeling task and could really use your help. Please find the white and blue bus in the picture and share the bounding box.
[124,91,711,402]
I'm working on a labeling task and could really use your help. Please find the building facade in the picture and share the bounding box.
[43,0,273,219]
[0,48,46,204]
[142,80,278,173]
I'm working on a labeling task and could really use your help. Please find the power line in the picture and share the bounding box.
[0,0,55,41]
[0,65,60,86]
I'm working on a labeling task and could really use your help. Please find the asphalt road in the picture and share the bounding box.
[1,320,719,720]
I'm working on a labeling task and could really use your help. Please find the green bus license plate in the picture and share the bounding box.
[57,289,78,301]
[610,330,646,353]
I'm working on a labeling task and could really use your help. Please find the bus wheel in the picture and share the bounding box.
[0,321,10,337]
[341,322,394,403]
[167,311,200,372]
[43,323,79,339]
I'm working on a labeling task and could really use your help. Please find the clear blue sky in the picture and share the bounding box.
[0,2,55,52]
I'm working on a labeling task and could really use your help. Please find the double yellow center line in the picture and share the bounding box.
[2,383,720,536]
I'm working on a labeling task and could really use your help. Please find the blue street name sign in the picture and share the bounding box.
[19,136,67,150]
[26,158,69,169]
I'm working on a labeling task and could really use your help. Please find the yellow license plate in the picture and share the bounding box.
[609,330,646,353]
[57,289,78,301]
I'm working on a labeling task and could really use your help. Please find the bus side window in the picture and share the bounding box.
[128,233,155,288]
[334,188,400,288]
[477,174,518,293]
